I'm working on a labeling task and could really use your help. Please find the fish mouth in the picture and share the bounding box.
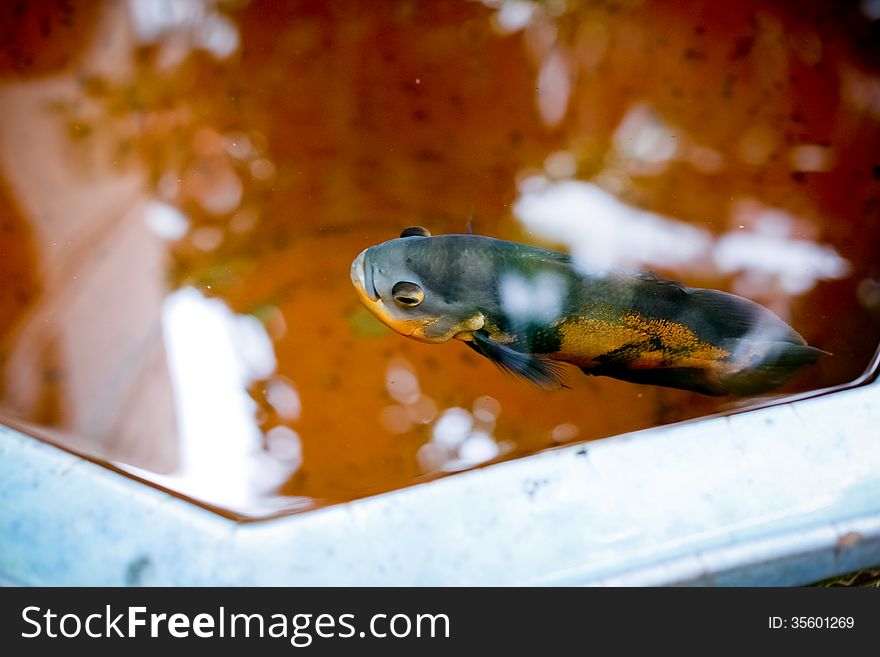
[351,248,379,301]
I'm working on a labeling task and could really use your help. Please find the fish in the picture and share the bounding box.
[350,226,827,396]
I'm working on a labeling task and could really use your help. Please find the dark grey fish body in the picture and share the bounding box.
[351,228,825,396]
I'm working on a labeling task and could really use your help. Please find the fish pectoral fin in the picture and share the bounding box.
[468,331,567,391]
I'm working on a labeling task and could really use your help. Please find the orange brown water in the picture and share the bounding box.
[0,0,878,517]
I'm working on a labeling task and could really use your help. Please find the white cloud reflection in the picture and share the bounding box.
[381,355,506,473]
[420,400,508,473]
[490,0,538,33]
[127,0,239,60]
[536,48,572,127]
[144,200,189,240]
[120,287,302,514]
[499,270,567,323]
[513,175,850,307]
[265,377,301,422]
[160,287,274,503]
[788,145,836,172]
[515,176,713,272]
[432,407,473,450]
[714,205,850,296]
[614,104,680,172]
[381,357,436,434]
[385,357,421,404]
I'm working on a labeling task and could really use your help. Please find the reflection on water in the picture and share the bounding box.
[515,176,715,271]
[0,0,878,517]
[137,286,301,512]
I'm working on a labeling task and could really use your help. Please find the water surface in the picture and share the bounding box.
[0,0,878,517]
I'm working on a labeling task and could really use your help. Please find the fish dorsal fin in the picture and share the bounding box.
[467,331,567,390]
[400,226,431,238]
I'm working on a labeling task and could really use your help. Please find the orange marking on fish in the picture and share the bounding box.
[555,317,647,362]
[555,313,730,370]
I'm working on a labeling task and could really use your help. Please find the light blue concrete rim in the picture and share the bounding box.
[1,357,879,585]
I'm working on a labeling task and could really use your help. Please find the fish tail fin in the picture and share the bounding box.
[720,342,827,396]
[685,288,828,395]
[688,288,808,345]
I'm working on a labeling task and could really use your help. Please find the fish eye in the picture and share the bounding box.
[392,281,424,307]
[400,226,431,238]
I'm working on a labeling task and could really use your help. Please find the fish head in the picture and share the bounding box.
[350,227,488,343]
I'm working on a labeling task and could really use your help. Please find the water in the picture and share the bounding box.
[0,0,878,518]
